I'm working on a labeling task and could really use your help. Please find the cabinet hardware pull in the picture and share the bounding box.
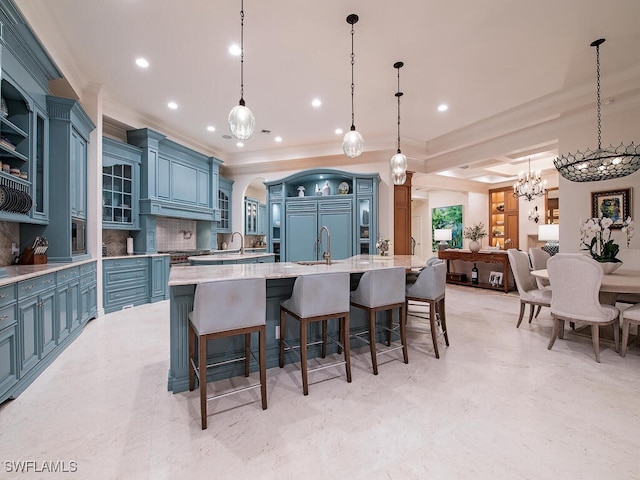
[0,315,8,320]
[0,293,8,298]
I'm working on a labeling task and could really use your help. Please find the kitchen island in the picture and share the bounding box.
[167,254,423,393]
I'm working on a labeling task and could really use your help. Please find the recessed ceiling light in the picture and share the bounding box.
[437,104,448,112]
[275,136,282,142]
[335,128,343,135]
[311,98,322,108]
[206,125,216,132]
[167,101,178,110]
[229,44,241,56]
[236,142,244,147]
[135,58,149,68]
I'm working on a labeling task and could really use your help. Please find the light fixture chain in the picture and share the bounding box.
[595,42,601,150]
[396,67,401,153]
[350,23,355,128]
[240,0,245,102]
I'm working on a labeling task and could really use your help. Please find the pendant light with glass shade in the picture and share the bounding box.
[228,0,255,140]
[554,38,640,181]
[390,61,407,185]
[342,14,364,158]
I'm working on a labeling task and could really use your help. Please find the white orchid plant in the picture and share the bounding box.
[580,216,634,263]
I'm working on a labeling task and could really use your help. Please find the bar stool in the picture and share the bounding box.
[350,267,408,374]
[279,272,351,395]
[405,261,449,359]
[188,278,267,430]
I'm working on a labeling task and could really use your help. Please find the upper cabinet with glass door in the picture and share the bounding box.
[102,137,142,230]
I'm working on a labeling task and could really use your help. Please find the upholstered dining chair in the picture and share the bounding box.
[620,304,640,357]
[547,254,620,363]
[188,278,267,430]
[529,247,551,290]
[405,261,449,359]
[507,249,552,327]
[350,267,408,374]
[406,256,443,287]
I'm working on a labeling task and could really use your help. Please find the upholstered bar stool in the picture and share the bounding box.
[279,272,351,395]
[621,304,640,357]
[405,261,449,359]
[188,278,267,430]
[350,267,408,374]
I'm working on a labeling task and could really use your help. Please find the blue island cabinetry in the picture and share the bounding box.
[265,170,380,262]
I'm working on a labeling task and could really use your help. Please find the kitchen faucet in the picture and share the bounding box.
[317,225,331,265]
[231,231,245,255]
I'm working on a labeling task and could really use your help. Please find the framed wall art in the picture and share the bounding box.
[591,188,631,228]
[431,204,463,251]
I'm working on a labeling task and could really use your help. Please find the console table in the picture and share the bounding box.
[437,249,513,293]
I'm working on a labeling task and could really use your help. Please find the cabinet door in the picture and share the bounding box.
[0,325,19,400]
[40,290,56,358]
[505,212,519,250]
[18,297,39,376]
[285,210,318,261]
[32,108,49,221]
[258,203,267,236]
[151,256,169,300]
[56,285,69,344]
[318,208,352,260]
[70,128,87,219]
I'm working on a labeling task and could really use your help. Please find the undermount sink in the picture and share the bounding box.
[295,260,341,266]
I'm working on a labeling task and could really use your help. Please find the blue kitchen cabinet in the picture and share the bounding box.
[151,255,170,302]
[79,262,97,325]
[103,256,168,314]
[102,137,142,230]
[245,197,258,235]
[0,322,18,400]
[318,198,352,260]
[55,266,80,344]
[217,177,233,233]
[285,200,317,262]
[258,202,267,236]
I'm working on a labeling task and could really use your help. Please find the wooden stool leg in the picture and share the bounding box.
[516,301,526,327]
[188,323,195,391]
[368,308,379,375]
[199,336,208,430]
[429,299,440,359]
[279,309,286,368]
[592,324,601,363]
[528,304,535,324]
[386,309,393,346]
[548,316,560,350]
[259,326,267,410]
[440,299,449,346]
[321,320,327,358]
[300,319,309,395]
[399,303,408,364]
[244,333,251,377]
[343,314,352,383]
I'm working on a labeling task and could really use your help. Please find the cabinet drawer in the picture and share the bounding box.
[0,303,17,330]
[104,257,147,270]
[285,199,316,212]
[56,266,80,284]
[80,273,96,289]
[104,284,148,306]
[0,284,16,308]
[104,267,147,285]
[17,274,55,299]
[356,179,373,194]
[318,199,352,211]
[80,261,97,275]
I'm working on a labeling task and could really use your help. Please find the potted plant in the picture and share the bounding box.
[580,216,634,273]
[464,222,488,253]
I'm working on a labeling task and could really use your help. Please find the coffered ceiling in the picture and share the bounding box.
[14,0,640,190]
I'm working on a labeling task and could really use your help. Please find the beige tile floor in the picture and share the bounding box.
[0,285,639,480]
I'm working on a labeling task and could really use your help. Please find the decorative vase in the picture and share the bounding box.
[469,240,481,253]
[599,261,622,275]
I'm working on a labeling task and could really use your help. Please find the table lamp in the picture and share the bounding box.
[538,224,559,256]
[434,228,452,251]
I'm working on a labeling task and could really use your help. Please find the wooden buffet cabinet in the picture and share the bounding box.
[437,249,513,293]
[488,186,519,250]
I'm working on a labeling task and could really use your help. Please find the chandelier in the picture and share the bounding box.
[228,0,255,140]
[389,61,407,185]
[554,38,640,182]
[513,158,546,201]
[342,14,364,158]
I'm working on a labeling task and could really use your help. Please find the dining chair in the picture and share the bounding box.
[188,278,267,430]
[547,254,620,363]
[507,249,552,327]
[529,247,551,290]
[406,256,443,287]
[620,304,640,357]
[405,261,449,359]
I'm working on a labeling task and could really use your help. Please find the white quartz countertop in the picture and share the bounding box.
[103,253,170,260]
[188,252,276,261]
[169,254,424,286]
[0,258,97,286]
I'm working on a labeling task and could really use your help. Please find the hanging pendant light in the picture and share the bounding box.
[228,0,255,140]
[390,61,407,185]
[554,38,640,182]
[342,14,364,158]
[513,158,546,201]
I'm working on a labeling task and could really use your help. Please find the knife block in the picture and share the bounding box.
[19,247,48,265]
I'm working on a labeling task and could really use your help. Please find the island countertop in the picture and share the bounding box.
[187,252,276,263]
[169,254,424,286]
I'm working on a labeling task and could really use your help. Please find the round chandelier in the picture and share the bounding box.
[554,39,640,182]
[342,14,364,158]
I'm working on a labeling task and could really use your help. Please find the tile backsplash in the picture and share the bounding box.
[156,217,197,251]
[0,221,20,266]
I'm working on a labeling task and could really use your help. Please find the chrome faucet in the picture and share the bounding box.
[231,231,245,255]
[317,225,331,265]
